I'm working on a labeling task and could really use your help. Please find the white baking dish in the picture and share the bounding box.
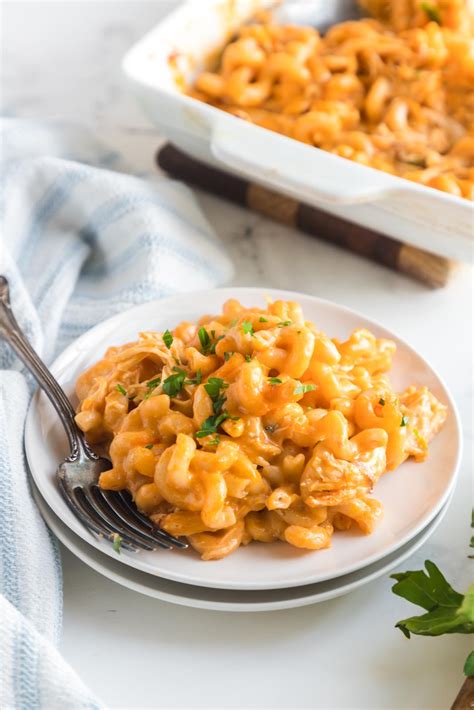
[123,0,474,263]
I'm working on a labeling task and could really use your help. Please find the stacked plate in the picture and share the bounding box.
[25,289,461,612]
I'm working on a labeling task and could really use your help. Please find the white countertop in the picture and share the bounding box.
[3,2,473,708]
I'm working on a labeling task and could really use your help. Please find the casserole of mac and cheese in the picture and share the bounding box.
[189,0,474,199]
[75,299,447,560]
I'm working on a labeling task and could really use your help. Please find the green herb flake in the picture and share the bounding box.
[391,560,474,638]
[420,2,441,23]
[400,415,409,427]
[268,377,282,385]
[379,398,386,406]
[294,383,316,395]
[204,377,229,400]
[245,355,252,362]
[185,369,202,386]
[242,320,254,336]
[112,533,122,554]
[207,436,220,447]
[162,367,187,397]
[198,326,212,354]
[116,384,127,397]
[277,320,292,328]
[144,376,161,398]
[259,316,268,323]
[145,443,154,450]
[224,351,234,362]
[163,330,173,349]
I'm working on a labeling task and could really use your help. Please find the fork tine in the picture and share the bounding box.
[98,490,175,549]
[78,488,158,551]
[58,480,139,553]
[92,488,173,550]
[116,490,188,549]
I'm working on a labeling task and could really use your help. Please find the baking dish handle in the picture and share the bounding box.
[211,119,397,205]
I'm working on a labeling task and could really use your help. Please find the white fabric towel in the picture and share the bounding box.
[0,118,233,709]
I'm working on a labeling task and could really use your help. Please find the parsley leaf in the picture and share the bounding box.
[391,561,474,638]
[112,533,122,554]
[116,384,127,396]
[162,367,187,397]
[195,411,236,439]
[204,377,228,400]
[401,415,409,427]
[242,320,254,336]
[421,2,441,23]
[198,326,212,354]
[277,320,292,327]
[259,316,268,323]
[379,398,386,406]
[245,355,252,362]
[185,369,202,386]
[224,351,234,362]
[163,330,173,349]
[294,383,316,395]
[268,377,282,385]
[145,443,154,449]
[144,376,161,399]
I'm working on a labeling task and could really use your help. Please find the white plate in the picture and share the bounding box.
[33,481,450,612]
[25,288,461,591]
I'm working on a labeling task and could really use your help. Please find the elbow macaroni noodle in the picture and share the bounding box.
[75,299,447,560]
[188,1,474,200]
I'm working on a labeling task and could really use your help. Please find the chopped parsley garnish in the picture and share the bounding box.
[115,384,127,396]
[207,436,220,447]
[259,316,268,323]
[268,377,282,385]
[204,377,228,400]
[185,369,202,386]
[379,398,386,406]
[224,351,234,362]
[112,533,122,554]
[162,367,187,397]
[143,376,161,399]
[420,2,441,23]
[195,411,236,439]
[278,320,292,327]
[294,383,316,395]
[242,320,254,336]
[198,326,211,354]
[145,443,154,449]
[162,330,173,349]
[195,377,238,440]
[400,415,410,427]
[245,355,252,362]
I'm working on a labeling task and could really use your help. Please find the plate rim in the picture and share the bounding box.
[24,287,462,590]
[32,480,451,612]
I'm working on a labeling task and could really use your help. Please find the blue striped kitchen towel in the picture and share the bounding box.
[0,118,234,709]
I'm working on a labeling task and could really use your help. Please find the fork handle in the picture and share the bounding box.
[0,276,96,462]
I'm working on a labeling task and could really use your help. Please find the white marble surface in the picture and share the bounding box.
[2,2,473,708]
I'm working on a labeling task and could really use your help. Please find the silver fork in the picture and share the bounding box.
[0,276,187,553]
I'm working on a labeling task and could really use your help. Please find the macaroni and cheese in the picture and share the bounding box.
[189,1,474,199]
[75,299,447,560]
